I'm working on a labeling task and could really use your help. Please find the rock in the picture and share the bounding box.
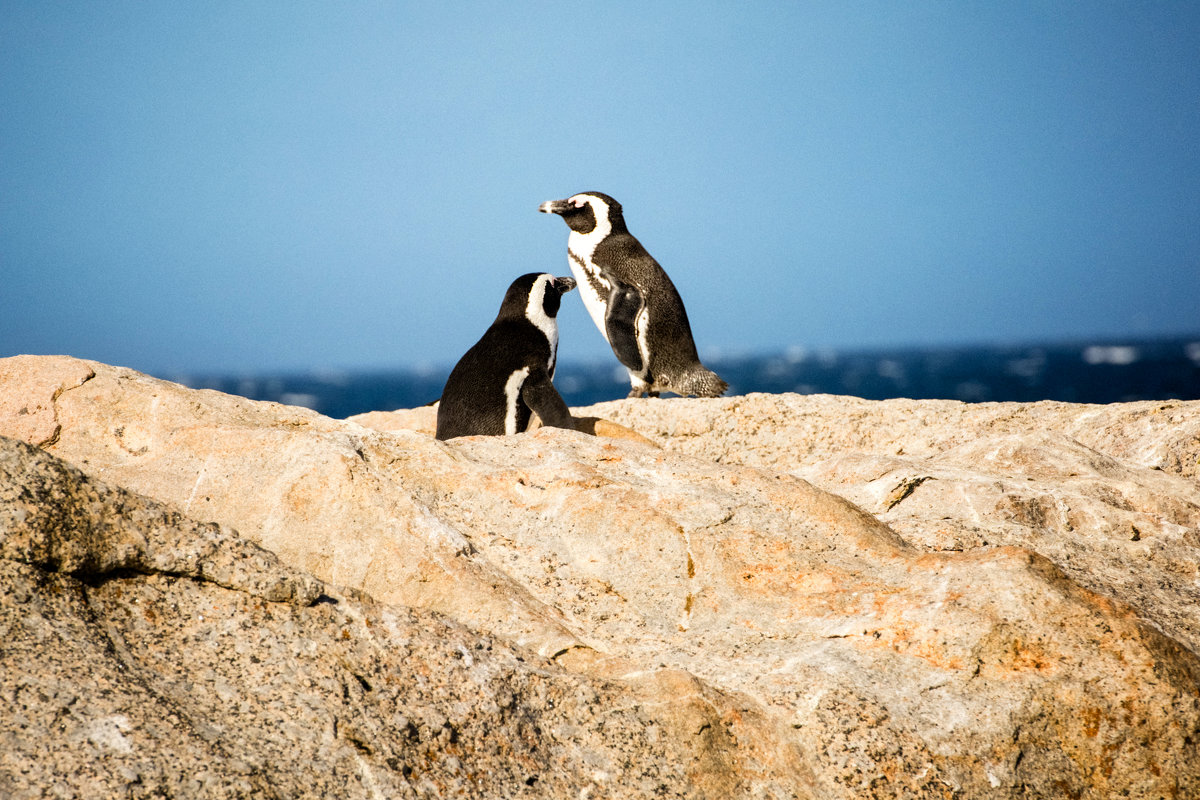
[574,392,1200,478]
[575,394,1200,656]
[549,415,660,447]
[0,434,321,605]
[3,356,1200,798]
[0,354,94,447]
[0,356,589,659]
[0,436,808,798]
[346,403,659,447]
[347,404,438,435]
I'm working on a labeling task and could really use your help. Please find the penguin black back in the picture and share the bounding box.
[436,273,577,440]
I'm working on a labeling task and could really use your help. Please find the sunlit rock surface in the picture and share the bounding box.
[2,355,1198,799]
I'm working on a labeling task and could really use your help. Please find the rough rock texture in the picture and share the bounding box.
[576,394,1200,656]
[346,404,658,446]
[1,436,804,798]
[3,355,1200,799]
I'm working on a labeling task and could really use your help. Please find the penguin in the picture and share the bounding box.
[539,192,728,398]
[436,273,578,440]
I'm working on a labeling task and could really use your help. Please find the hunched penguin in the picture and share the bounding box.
[435,273,577,440]
[539,191,727,398]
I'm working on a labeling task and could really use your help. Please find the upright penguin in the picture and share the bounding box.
[436,273,577,440]
[539,192,727,398]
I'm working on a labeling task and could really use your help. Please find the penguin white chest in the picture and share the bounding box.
[566,231,613,339]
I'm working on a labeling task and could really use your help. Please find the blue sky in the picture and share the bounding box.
[3,2,1199,375]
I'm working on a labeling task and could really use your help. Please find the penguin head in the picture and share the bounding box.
[499,273,577,322]
[539,192,625,235]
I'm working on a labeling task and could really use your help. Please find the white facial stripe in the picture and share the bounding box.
[525,274,559,372]
[504,367,530,435]
[564,194,615,340]
[567,194,613,256]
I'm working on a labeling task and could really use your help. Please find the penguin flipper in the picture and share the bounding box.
[604,282,645,373]
[520,365,575,431]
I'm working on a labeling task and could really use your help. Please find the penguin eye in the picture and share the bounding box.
[570,197,587,209]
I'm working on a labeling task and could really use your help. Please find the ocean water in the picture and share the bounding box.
[171,335,1200,420]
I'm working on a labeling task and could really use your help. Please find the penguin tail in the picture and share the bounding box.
[677,366,728,398]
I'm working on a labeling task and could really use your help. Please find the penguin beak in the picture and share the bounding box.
[552,276,577,294]
[539,199,572,215]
